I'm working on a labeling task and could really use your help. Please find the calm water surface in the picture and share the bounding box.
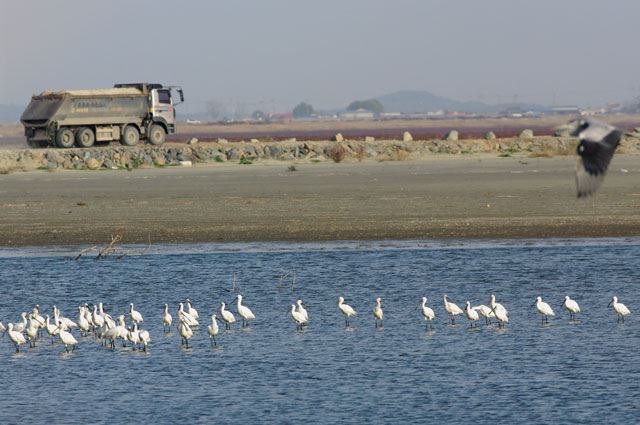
[0,239,638,424]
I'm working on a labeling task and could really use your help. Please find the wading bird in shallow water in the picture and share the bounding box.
[533,296,555,324]
[338,297,356,327]
[474,304,494,325]
[608,296,631,323]
[208,314,221,346]
[291,305,307,330]
[561,296,581,321]
[235,295,255,328]
[443,295,463,325]
[162,304,172,333]
[57,326,78,353]
[220,302,236,330]
[490,295,509,328]
[419,297,435,330]
[7,323,26,352]
[373,297,383,328]
[464,302,480,328]
[558,118,622,198]
[178,319,193,348]
[296,300,308,324]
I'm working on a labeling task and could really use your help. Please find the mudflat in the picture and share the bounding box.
[0,155,638,246]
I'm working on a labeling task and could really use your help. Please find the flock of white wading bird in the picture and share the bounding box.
[0,292,633,353]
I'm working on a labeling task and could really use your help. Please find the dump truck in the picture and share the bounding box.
[20,83,184,148]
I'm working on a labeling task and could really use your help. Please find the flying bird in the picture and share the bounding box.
[560,118,622,198]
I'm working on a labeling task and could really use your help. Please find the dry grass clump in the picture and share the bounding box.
[328,145,347,163]
[528,144,575,158]
[378,147,410,162]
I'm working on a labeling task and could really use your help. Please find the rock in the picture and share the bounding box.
[403,131,413,142]
[334,133,344,142]
[104,159,115,169]
[179,160,192,167]
[520,129,534,139]
[189,137,199,145]
[154,156,166,166]
[46,161,58,170]
[444,130,458,141]
[365,136,375,142]
[85,158,100,170]
[217,138,229,144]
[484,131,496,140]
[227,148,240,161]
[250,138,260,144]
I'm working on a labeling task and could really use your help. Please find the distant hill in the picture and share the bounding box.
[0,104,24,123]
[376,90,546,114]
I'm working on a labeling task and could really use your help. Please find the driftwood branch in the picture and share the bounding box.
[75,233,151,260]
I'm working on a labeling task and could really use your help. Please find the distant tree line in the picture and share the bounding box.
[346,99,384,114]
[293,102,314,118]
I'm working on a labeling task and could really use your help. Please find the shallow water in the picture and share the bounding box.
[0,239,638,424]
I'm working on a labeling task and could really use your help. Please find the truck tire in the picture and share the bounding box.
[148,124,166,145]
[55,128,75,148]
[75,127,95,148]
[121,125,140,146]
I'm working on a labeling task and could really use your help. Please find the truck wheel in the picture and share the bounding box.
[148,124,166,145]
[75,127,95,148]
[121,125,140,146]
[55,128,75,148]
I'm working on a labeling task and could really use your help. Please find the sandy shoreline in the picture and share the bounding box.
[0,153,638,247]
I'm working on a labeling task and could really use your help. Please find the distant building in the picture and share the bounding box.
[339,109,375,120]
[268,112,293,123]
[551,106,580,115]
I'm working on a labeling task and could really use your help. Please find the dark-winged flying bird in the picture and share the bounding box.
[561,118,622,198]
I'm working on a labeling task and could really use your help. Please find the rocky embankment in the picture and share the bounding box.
[1,133,640,173]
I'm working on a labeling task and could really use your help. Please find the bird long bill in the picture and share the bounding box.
[607,300,612,307]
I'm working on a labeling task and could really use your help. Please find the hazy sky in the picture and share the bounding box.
[2,0,639,113]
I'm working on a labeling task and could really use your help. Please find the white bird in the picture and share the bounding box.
[186,299,199,320]
[338,296,357,327]
[92,305,105,329]
[420,297,436,330]
[45,315,60,341]
[291,304,308,330]
[178,320,193,348]
[490,295,509,328]
[373,297,383,328]
[103,324,121,350]
[139,329,151,352]
[32,306,45,329]
[608,296,631,323]
[220,302,236,330]
[296,299,309,323]
[443,295,463,325]
[77,307,90,335]
[54,306,77,331]
[178,303,198,327]
[0,321,5,334]
[13,312,27,333]
[474,304,495,325]
[235,295,255,328]
[7,323,26,352]
[129,303,144,325]
[464,301,480,328]
[162,304,172,332]
[57,327,78,353]
[533,296,555,324]
[562,296,581,321]
[127,324,141,349]
[26,321,38,347]
[208,314,221,346]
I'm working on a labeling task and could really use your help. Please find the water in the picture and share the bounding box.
[0,238,638,424]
